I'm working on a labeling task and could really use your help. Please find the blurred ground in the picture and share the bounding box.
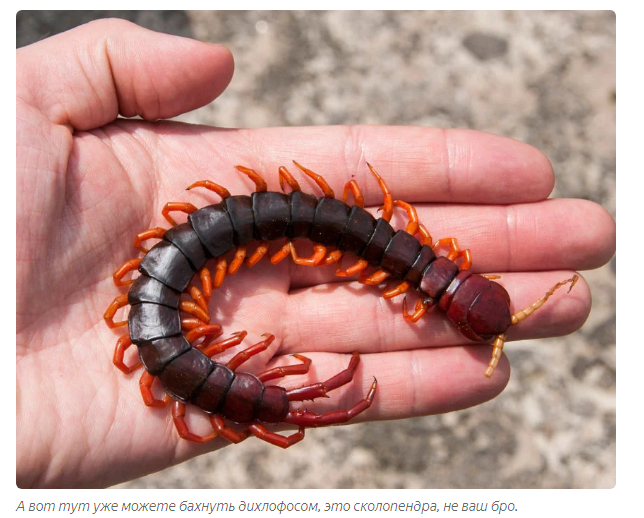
[17,10,616,488]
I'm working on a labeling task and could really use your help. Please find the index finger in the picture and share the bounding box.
[224,125,555,205]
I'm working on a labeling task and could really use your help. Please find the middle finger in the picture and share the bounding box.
[286,197,614,290]
[280,270,590,355]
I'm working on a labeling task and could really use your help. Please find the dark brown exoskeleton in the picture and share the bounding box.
[104,161,578,447]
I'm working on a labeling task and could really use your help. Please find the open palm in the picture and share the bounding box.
[16,20,614,488]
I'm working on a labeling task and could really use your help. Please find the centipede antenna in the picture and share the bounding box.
[481,275,580,379]
[485,333,507,378]
[510,275,579,326]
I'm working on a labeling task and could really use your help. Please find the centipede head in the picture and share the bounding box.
[461,280,512,341]
[445,276,512,342]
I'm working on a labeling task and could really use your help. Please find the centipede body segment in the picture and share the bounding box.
[104,161,578,447]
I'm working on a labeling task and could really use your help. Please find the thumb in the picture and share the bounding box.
[16,18,234,130]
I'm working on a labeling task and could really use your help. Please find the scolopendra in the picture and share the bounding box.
[104,161,579,448]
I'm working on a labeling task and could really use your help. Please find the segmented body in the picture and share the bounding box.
[129,191,450,420]
[105,162,578,446]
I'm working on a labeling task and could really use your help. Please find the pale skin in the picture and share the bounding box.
[16,20,615,488]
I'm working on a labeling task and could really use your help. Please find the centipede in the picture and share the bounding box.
[104,161,578,448]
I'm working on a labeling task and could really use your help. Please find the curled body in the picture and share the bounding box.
[105,162,578,446]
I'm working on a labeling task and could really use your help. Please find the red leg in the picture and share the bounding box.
[336,258,368,277]
[268,241,327,266]
[226,334,276,371]
[247,423,305,449]
[183,269,213,316]
[186,180,231,200]
[112,258,141,286]
[162,202,198,226]
[246,241,270,267]
[292,161,335,198]
[285,379,377,427]
[402,297,429,323]
[342,179,364,207]
[286,351,360,401]
[433,237,472,270]
[139,371,171,407]
[133,227,166,253]
[228,245,247,274]
[417,223,433,247]
[186,272,212,317]
[200,331,248,358]
[104,294,129,328]
[172,401,217,443]
[257,354,312,383]
[187,284,209,314]
[382,280,410,299]
[235,165,268,192]
[270,242,291,264]
[209,415,251,444]
[198,266,212,302]
[179,300,210,323]
[213,256,227,289]
[358,268,390,285]
[393,200,419,236]
[278,166,301,193]
[458,249,473,270]
[367,162,393,222]
[289,242,327,266]
[320,249,343,266]
[185,324,223,346]
[112,334,142,374]
[182,317,206,331]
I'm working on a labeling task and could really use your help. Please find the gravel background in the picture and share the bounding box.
[17,10,616,489]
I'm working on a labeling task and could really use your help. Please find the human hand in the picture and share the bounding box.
[16,20,615,488]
